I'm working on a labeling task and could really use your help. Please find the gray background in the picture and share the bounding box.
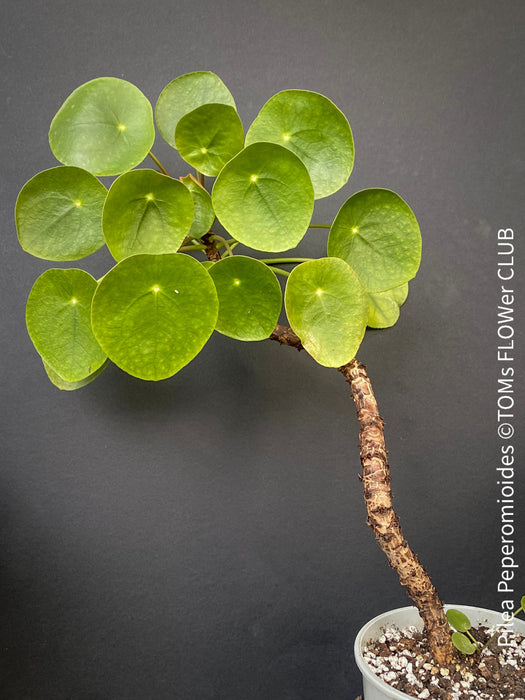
[1,1,524,698]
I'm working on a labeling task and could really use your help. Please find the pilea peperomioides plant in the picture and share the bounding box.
[16,71,455,666]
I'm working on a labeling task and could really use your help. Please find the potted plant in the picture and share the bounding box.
[15,71,524,698]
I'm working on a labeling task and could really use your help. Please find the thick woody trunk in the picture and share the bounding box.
[339,359,455,666]
[268,325,455,664]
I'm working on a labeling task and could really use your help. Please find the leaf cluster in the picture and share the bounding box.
[16,71,422,389]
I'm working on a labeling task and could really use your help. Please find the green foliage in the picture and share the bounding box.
[209,256,282,341]
[285,258,367,367]
[16,166,107,261]
[26,268,107,382]
[246,89,354,199]
[446,608,472,633]
[180,175,215,237]
[327,188,421,293]
[17,71,423,389]
[49,78,155,176]
[155,71,236,149]
[367,284,408,329]
[91,254,218,380]
[175,104,244,176]
[212,142,315,252]
[102,169,194,261]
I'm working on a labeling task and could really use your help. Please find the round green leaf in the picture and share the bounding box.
[43,358,109,391]
[91,254,218,380]
[102,169,194,261]
[212,142,314,252]
[156,71,236,149]
[208,256,282,340]
[49,77,155,176]
[327,188,422,293]
[245,89,354,199]
[16,166,107,261]
[367,283,409,329]
[284,258,367,367]
[180,175,215,237]
[175,104,244,176]
[446,608,472,633]
[451,632,477,655]
[26,269,107,382]
[521,596,525,611]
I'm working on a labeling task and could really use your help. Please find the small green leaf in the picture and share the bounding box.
[245,89,354,199]
[284,258,367,367]
[212,142,314,252]
[452,632,477,655]
[16,166,107,261]
[43,358,109,390]
[49,77,155,176]
[102,169,194,261]
[26,269,107,382]
[175,104,244,176]
[91,254,218,380]
[156,71,236,149]
[208,256,282,341]
[367,283,409,329]
[521,595,525,611]
[446,608,472,633]
[327,188,422,293]
[180,175,215,237]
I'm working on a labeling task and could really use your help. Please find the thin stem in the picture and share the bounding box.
[148,151,170,177]
[269,266,290,278]
[259,258,312,266]
[196,169,205,187]
[212,234,233,257]
[309,224,331,229]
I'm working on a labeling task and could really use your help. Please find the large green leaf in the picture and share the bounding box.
[43,358,109,391]
[155,71,236,149]
[16,166,107,261]
[367,283,408,329]
[102,169,194,261]
[212,142,314,252]
[49,77,155,176]
[245,89,354,199]
[180,175,215,237]
[91,254,218,380]
[285,258,367,367]
[208,256,282,340]
[175,103,244,176]
[26,268,107,382]
[327,188,421,293]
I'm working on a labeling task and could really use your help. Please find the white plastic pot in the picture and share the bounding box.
[354,604,525,700]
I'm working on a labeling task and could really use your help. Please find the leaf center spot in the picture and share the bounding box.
[282,133,291,141]
[315,288,323,297]
[117,123,127,132]
[71,297,78,305]
[73,200,82,208]
[152,285,161,293]
[145,193,155,201]
[200,147,208,154]
[233,278,241,287]
[351,225,359,234]
[250,174,258,183]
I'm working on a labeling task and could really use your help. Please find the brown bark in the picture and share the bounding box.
[201,233,222,262]
[339,359,455,666]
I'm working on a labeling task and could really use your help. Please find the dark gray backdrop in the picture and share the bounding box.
[1,1,524,698]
